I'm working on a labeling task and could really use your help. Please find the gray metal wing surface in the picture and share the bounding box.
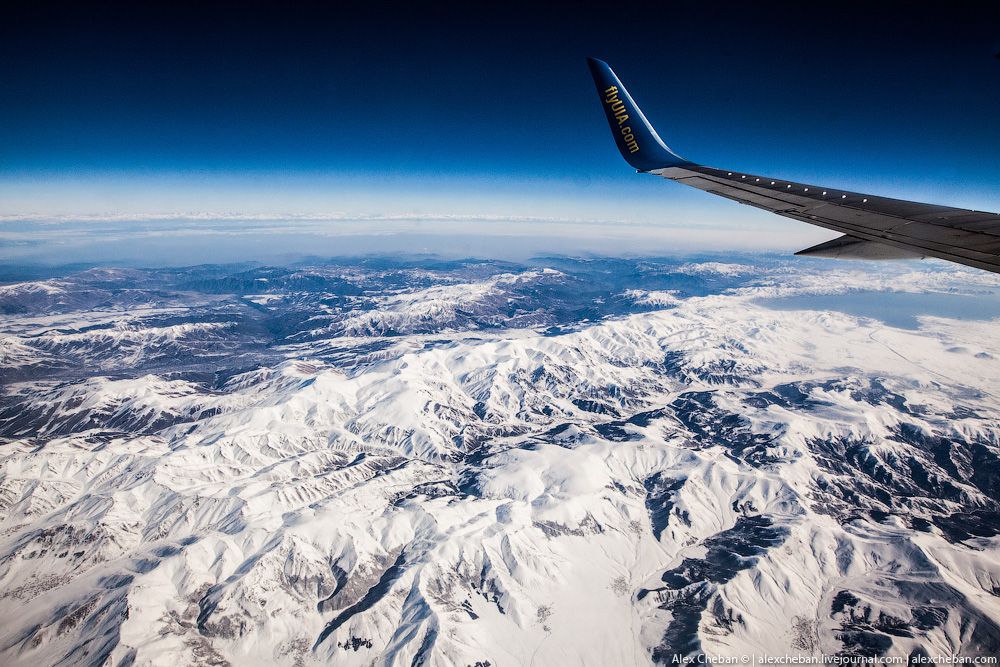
[587,57,1000,274]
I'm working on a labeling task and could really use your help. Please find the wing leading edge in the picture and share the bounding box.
[586,57,1000,274]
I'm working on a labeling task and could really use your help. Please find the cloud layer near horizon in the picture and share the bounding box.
[0,209,837,266]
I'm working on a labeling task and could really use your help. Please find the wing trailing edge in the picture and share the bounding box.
[795,235,925,260]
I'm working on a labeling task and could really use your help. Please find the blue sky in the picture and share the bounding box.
[1,2,998,264]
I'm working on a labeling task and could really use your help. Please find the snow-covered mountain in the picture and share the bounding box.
[1,256,999,666]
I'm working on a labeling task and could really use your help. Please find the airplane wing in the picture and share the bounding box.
[586,57,1000,274]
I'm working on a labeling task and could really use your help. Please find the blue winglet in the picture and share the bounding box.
[586,58,690,171]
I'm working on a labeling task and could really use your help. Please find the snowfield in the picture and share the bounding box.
[1,257,999,666]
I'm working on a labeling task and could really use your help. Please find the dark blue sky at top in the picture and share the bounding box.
[1,1,999,208]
